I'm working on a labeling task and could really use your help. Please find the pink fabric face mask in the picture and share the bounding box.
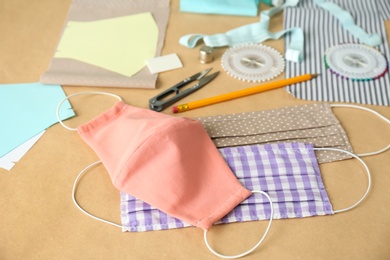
[77,101,253,230]
[57,92,274,259]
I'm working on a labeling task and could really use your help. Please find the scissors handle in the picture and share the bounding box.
[150,76,190,99]
[149,68,214,112]
[149,81,200,112]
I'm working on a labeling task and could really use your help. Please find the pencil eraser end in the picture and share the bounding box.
[172,106,179,113]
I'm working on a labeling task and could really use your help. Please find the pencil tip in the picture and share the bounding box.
[311,74,320,78]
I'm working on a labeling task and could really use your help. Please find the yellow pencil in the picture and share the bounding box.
[172,74,319,113]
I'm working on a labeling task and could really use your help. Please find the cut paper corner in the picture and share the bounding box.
[146,53,183,74]
[0,131,46,171]
[57,102,76,123]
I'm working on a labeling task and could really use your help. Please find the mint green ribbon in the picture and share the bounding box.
[314,0,381,46]
[179,0,303,62]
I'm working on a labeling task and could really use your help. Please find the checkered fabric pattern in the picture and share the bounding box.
[121,142,333,232]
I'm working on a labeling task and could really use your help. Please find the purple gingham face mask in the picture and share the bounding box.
[120,142,370,232]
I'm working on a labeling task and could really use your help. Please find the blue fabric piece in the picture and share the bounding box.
[180,0,260,17]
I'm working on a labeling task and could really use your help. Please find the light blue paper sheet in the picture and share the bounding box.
[0,82,75,157]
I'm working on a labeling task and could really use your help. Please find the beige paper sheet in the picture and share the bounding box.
[40,0,170,89]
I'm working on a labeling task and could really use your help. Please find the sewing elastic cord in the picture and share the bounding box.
[314,0,381,46]
[204,190,274,259]
[56,91,122,131]
[313,147,371,214]
[73,160,273,258]
[179,0,304,62]
[72,151,366,258]
[72,160,123,229]
[330,104,390,157]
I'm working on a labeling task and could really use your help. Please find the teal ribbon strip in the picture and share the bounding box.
[179,0,304,62]
[314,0,381,46]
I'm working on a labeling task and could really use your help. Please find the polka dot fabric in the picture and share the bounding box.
[196,103,353,163]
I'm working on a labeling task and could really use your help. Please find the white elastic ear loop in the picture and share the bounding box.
[204,190,274,259]
[56,91,122,131]
[313,147,371,214]
[330,104,390,157]
[72,160,123,229]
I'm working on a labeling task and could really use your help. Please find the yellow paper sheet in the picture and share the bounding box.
[55,12,158,77]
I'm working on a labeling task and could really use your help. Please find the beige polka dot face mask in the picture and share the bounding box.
[197,103,389,163]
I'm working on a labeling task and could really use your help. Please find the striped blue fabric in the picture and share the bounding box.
[284,0,390,106]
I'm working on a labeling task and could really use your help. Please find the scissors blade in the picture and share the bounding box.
[167,71,219,103]
[196,71,219,87]
[172,68,212,90]
[193,68,212,81]
[170,68,212,90]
